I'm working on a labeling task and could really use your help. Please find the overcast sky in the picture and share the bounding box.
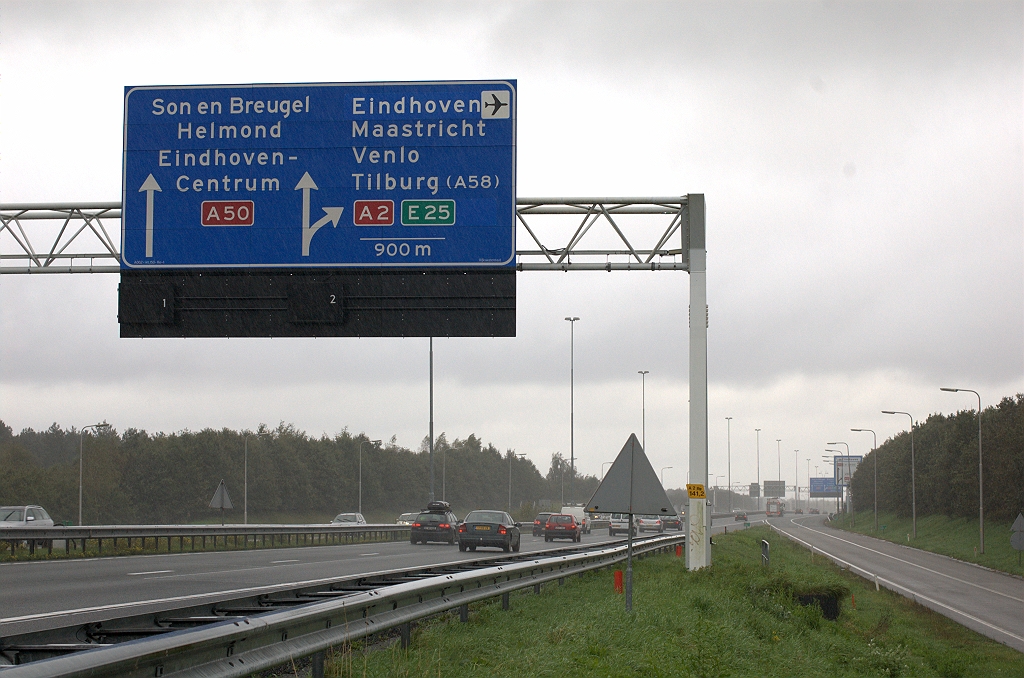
[1,1,1021,495]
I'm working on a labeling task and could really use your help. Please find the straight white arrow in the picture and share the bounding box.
[139,174,161,258]
[295,172,343,256]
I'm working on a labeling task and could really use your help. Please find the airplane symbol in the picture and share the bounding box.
[484,93,507,117]
[479,90,510,119]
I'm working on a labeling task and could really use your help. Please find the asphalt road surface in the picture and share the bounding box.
[770,515,1024,653]
[1,517,749,636]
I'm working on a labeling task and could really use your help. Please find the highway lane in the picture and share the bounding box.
[770,515,1024,653]
[1,517,747,636]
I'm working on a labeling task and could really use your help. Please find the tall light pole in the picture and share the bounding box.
[725,417,733,512]
[828,441,851,523]
[755,428,761,511]
[794,450,799,509]
[851,428,877,531]
[882,410,916,539]
[244,431,268,525]
[508,452,526,513]
[941,388,983,553]
[638,371,650,450]
[660,466,673,487]
[359,439,382,515]
[78,423,109,526]
[824,452,841,514]
[429,337,434,503]
[806,458,811,511]
[776,439,782,481]
[565,316,579,505]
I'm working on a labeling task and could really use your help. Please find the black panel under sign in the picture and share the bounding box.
[119,270,515,338]
[118,283,175,324]
[289,282,343,324]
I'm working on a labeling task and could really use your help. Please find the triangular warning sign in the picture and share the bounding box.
[209,479,233,510]
[1012,512,1024,533]
[585,433,674,515]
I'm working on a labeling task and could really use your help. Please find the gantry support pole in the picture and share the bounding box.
[686,194,710,570]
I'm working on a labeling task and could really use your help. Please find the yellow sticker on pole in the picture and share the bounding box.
[686,484,706,499]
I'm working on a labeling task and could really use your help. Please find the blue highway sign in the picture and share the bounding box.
[122,81,516,269]
[809,477,841,498]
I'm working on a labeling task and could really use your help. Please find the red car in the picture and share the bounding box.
[544,514,582,542]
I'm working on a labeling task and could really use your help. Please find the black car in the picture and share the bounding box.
[410,501,459,545]
[532,512,554,537]
[458,510,521,552]
[733,510,748,521]
[662,514,683,531]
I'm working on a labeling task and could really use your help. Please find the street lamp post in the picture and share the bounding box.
[725,417,733,512]
[882,410,916,539]
[565,316,579,505]
[244,431,268,525]
[638,371,650,450]
[828,441,851,523]
[509,452,527,513]
[776,439,781,481]
[806,458,811,512]
[359,439,382,515]
[824,453,840,514]
[755,428,761,511]
[78,423,109,526]
[850,428,877,531]
[940,388,983,553]
[793,450,799,509]
[660,466,673,487]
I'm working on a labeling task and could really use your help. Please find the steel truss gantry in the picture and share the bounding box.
[0,198,688,274]
[0,195,710,570]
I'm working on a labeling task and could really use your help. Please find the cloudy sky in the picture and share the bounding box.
[1,1,1021,495]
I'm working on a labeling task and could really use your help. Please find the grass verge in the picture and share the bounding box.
[829,512,1024,577]
[314,526,1022,677]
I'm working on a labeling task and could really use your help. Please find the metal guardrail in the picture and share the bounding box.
[2,533,684,677]
[2,524,408,557]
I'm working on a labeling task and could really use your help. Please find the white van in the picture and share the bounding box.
[562,506,591,534]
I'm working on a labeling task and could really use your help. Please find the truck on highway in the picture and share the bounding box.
[766,498,785,517]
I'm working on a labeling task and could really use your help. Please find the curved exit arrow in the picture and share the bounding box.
[296,172,343,256]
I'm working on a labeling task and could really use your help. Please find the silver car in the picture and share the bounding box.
[331,512,367,525]
[0,506,54,528]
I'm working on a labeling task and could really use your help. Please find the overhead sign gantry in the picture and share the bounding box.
[119,80,517,338]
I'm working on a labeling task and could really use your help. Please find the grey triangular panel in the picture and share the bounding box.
[1013,512,1024,533]
[584,433,675,515]
[209,479,233,509]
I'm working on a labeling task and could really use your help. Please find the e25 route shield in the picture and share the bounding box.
[121,80,515,269]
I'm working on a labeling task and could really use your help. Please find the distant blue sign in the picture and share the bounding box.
[121,81,516,269]
[809,477,840,498]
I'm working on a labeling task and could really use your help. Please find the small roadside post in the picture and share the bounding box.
[210,480,233,526]
[586,433,674,613]
[1012,513,1024,566]
[761,539,770,567]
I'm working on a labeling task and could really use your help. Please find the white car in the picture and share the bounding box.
[608,513,638,537]
[331,512,367,525]
[0,506,54,529]
[561,506,592,534]
[637,515,664,533]
[396,512,418,525]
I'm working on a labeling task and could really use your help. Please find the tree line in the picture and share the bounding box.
[0,421,599,525]
[849,393,1024,521]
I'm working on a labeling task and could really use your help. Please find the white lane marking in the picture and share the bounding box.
[786,518,1024,604]
[359,553,380,557]
[126,570,173,576]
[773,522,1024,645]
[270,559,299,564]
